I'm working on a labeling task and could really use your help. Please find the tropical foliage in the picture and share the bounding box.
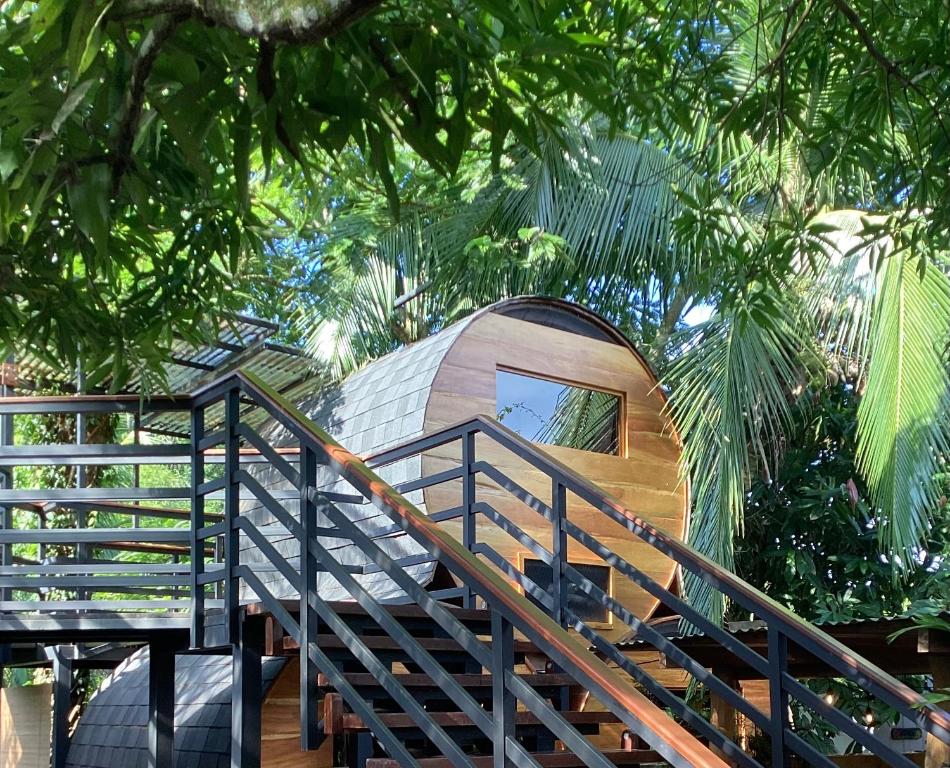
[3,0,950,619]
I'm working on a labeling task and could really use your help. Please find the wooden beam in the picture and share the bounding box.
[927,654,950,768]
[709,668,740,766]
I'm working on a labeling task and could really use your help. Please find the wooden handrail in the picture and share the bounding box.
[232,369,730,768]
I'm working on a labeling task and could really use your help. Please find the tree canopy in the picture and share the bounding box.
[3,0,950,617]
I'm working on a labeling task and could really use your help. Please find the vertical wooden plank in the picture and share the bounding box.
[148,641,175,768]
[710,668,739,766]
[926,653,950,768]
[299,446,319,750]
[491,611,515,768]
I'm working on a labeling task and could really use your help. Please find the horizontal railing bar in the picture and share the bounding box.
[782,727,837,768]
[0,600,191,611]
[0,575,191,588]
[30,501,219,523]
[365,423,471,467]
[472,543,554,611]
[782,673,918,768]
[0,444,189,466]
[197,521,228,541]
[237,423,300,487]
[236,566,301,644]
[361,552,435,576]
[0,488,193,503]
[243,471,303,540]
[196,477,226,497]
[236,517,302,589]
[473,461,554,521]
[197,430,227,451]
[0,395,190,415]
[319,491,365,504]
[474,502,553,564]
[566,611,764,768]
[0,563,192,575]
[196,571,225,586]
[0,528,191,543]
[562,564,768,730]
[393,467,464,495]
[563,518,770,676]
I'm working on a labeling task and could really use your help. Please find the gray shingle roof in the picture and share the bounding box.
[66,648,286,768]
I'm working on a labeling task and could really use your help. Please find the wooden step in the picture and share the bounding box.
[324,694,620,734]
[365,749,662,767]
[317,672,575,689]
[282,634,538,656]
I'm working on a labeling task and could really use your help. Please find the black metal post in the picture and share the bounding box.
[461,429,476,609]
[49,646,73,768]
[0,354,13,605]
[551,480,568,628]
[299,445,319,750]
[75,364,88,592]
[133,412,142,529]
[148,640,176,768]
[190,405,205,648]
[768,625,791,768]
[225,387,241,645]
[231,617,263,768]
[492,610,515,768]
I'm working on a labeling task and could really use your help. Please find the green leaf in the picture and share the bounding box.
[66,164,111,254]
[50,78,96,136]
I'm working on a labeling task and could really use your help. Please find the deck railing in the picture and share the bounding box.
[1,369,948,768]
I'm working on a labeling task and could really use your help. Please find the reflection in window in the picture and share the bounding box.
[496,370,621,455]
[523,558,611,625]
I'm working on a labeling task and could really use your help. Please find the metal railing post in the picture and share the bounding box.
[768,625,791,767]
[190,404,205,648]
[0,354,14,605]
[299,445,319,750]
[461,429,476,608]
[224,387,241,644]
[491,609,515,768]
[551,480,568,628]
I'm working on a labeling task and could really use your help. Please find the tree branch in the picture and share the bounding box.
[112,0,383,43]
[112,13,184,194]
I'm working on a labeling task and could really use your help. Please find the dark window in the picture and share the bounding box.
[495,370,621,455]
[522,559,611,625]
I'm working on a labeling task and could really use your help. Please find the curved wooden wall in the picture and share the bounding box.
[422,306,688,634]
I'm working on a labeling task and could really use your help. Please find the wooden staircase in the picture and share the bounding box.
[3,369,950,768]
[263,601,662,768]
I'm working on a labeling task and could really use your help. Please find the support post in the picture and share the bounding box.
[231,617,263,768]
[492,610,515,768]
[299,445,320,750]
[709,667,740,765]
[926,652,950,768]
[0,354,13,605]
[461,429,476,609]
[48,646,74,768]
[224,388,241,645]
[551,480,568,628]
[75,363,88,593]
[767,626,790,768]
[190,405,205,648]
[148,641,176,768]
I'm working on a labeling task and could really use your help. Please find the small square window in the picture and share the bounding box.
[495,370,621,455]
[522,558,612,626]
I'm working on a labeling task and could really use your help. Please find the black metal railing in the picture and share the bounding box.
[189,371,726,768]
[365,414,950,768]
[3,370,950,768]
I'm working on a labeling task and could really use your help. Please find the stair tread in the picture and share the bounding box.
[318,672,575,688]
[365,749,662,767]
[339,709,621,731]
[283,634,538,654]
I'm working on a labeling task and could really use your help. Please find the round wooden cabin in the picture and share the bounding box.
[246,296,689,633]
